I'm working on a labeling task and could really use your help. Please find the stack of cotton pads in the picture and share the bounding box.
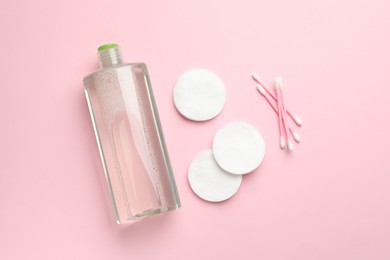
[174,69,266,202]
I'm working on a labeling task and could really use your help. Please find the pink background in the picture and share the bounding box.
[1,0,389,259]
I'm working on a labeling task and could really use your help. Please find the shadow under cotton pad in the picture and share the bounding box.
[213,121,266,175]
[173,69,226,121]
[188,150,242,202]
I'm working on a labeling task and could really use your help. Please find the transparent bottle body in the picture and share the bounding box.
[83,63,180,224]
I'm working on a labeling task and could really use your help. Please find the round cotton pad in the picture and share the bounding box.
[188,150,242,202]
[213,122,266,175]
[173,69,226,121]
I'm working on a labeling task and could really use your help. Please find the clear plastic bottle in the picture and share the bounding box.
[83,44,180,224]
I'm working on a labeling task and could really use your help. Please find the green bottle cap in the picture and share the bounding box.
[98,43,119,52]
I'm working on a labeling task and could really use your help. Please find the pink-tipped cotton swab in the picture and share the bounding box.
[276,77,294,151]
[274,78,286,149]
[256,84,301,143]
[252,73,303,127]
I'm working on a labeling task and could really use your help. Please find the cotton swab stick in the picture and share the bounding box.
[252,73,303,127]
[277,77,294,151]
[256,84,301,143]
[274,78,286,149]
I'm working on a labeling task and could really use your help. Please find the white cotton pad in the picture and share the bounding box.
[173,69,226,121]
[188,150,242,202]
[213,122,266,175]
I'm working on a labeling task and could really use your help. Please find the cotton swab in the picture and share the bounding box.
[252,73,303,127]
[274,78,286,149]
[256,84,301,143]
[277,77,294,151]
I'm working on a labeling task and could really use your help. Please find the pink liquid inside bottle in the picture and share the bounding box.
[83,44,180,224]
